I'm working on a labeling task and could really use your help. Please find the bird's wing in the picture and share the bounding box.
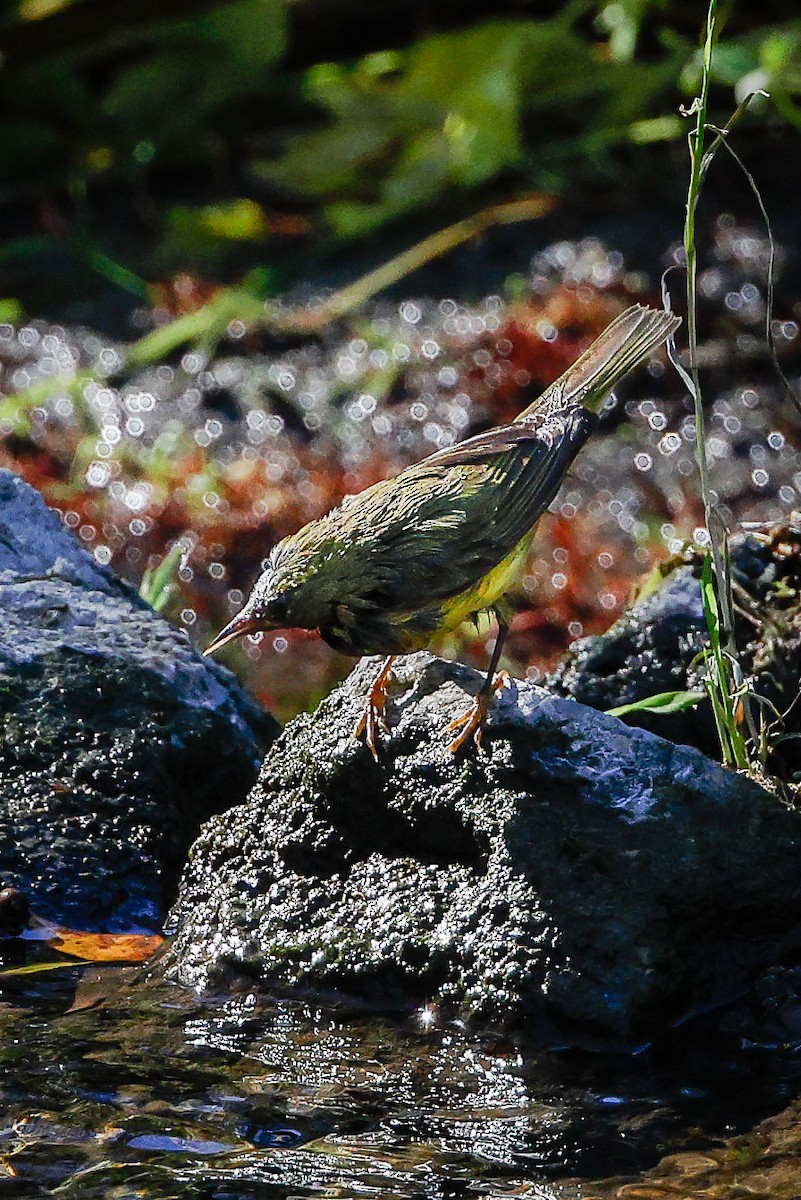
[418,403,596,549]
[357,404,596,607]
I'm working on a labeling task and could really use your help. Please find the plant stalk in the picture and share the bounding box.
[683,0,717,517]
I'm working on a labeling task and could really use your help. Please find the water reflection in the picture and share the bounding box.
[2,963,796,1198]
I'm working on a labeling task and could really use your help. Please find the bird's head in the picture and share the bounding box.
[201,567,291,656]
[202,535,328,656]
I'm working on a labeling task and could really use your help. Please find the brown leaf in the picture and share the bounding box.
[50,929,164,963]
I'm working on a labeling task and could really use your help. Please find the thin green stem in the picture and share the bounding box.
[681,0,756,772]
[683,0,717,516]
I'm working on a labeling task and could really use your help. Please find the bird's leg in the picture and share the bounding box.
[354,655,396,761]
[446,614,510,754]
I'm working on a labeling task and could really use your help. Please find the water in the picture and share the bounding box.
[2,960,800,1198]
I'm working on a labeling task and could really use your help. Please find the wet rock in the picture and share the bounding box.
[549,522,801,771]
[581,1092,801,1200]
[166,652,801,1043]
[549,560,712,750]
[0,885,29,935]
[0,469,276,930]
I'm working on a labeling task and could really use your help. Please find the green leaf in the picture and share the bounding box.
[139,539,191,614]
[606,690,707,718]
[628,114,684,143]
[193,0,287,68]
[700,553,721,655]
[0,959,91,978]
[707,41,758,85]
[259,20,536,235]
[759,28,801,81]
[103,2,286,153]
[409,22,527,187]
[164,200,271,271]
[0,298,23,323]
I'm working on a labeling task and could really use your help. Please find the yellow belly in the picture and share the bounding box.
[439,533,531,632]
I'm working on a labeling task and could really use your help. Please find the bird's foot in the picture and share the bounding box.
[354,655,395,761]
[446,670,509,755]
[354,698,387,761]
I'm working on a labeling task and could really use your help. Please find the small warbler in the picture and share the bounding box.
[205,304,679,756]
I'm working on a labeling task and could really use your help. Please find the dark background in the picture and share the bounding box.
[2,0,800,325]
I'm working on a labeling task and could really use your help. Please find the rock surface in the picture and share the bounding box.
[549,561,712,751]
[166,651,801,1043]
[0,469,276,930]
[550,523,801,773]
[582,1092,801,1200]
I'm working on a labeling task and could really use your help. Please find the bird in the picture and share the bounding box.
[204,304,680,757]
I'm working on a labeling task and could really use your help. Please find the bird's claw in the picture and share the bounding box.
[354,656,395,761]
[354,702,388,761]
[446,670,510,755]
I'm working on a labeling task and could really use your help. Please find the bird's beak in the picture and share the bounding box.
[203,610,264,656]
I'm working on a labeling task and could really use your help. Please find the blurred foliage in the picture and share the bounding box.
[139,537,191,613]
[256,16,672,239]
[0,0,800,315]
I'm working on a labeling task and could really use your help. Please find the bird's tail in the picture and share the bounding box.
[515,304,680,423]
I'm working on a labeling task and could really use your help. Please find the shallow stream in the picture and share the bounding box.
[2,957,801,1198]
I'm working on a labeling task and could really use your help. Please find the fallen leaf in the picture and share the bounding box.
[50,929,164,963]
[0,960,91,978]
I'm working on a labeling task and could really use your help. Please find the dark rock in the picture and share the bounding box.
[0,885,29,935]
[165,652,801,1044]
[549,561,715,754]
[0,469,277,930]
[549,524,801,772]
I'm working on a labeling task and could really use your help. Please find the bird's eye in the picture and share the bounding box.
[262,593,290,624]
